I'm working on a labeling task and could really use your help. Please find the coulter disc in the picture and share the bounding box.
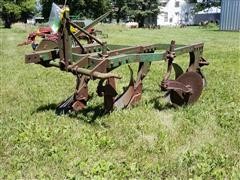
[170,71,203,106]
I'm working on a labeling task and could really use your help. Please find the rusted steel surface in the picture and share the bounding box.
[23,5,209,115]
[18,11,111,51]
[169,72,203,106]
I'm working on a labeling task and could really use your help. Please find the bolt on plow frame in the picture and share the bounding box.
[24,5,209,115]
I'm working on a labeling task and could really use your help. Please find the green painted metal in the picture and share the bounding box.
[25,42,204,70]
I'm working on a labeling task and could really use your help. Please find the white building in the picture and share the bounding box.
[157,0,196,26]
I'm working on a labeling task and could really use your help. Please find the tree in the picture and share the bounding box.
[84,0,111,18]
[0,0,35,28]
[41,0,111,20]
[112,0,128,23]
[126,0,160,27]
[194,0,221,12]
[41,0,85,20]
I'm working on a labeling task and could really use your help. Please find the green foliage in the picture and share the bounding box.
[84,0,111,18]
[41,0,111,20]
[1,2,22,20]
[112,0,128,23]
[41,0,160,26]
[194,0,221,12]
[112,0,160,26]
[0,24,240,178]
[0,0,35,28]
[41,0,84,20]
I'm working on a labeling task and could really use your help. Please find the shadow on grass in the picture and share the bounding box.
[36,103,58,112]
[68,105,106,124]
[148,95,175,111]
[35,95,175,123]
[35,103,106,124]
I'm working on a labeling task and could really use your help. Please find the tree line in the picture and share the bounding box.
[41,0,160,27]
[1,0,221,28]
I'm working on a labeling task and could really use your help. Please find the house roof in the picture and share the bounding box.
[197,7,221,14]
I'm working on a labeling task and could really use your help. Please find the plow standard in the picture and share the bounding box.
[24,6,209,115]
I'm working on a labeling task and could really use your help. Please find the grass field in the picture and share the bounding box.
[0,23,240,178]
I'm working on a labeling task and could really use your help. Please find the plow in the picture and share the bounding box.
[23,5,209,115]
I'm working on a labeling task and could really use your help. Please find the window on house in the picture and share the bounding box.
[169,18,173,23]
[175,12,179,16]
[175,1,180,7]
[185,12,189,22]
[164,12,168,22]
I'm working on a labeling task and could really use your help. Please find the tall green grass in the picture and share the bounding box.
[0,24,239,178]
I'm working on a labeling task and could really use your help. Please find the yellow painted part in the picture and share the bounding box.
[70,26,77,33]
[60,9,64,20]
[65,7,70,12]
[59,7,75,32]
[60,7,70,21]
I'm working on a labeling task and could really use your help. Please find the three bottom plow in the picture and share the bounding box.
[24,7,209,115]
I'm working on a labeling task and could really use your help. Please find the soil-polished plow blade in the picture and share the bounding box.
[114,65,135,109]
